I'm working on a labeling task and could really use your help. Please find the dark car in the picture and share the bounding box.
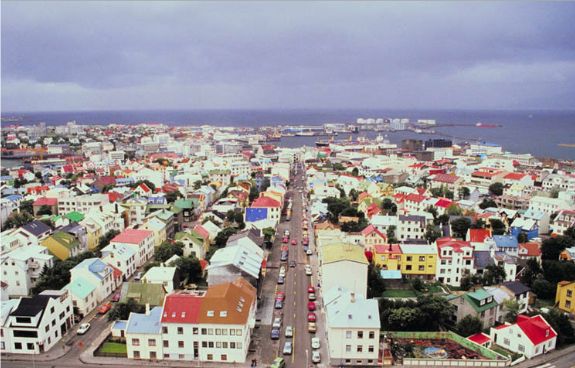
[289,260,296,268]
[280,252,288,262]
[275,299,284,309]
[277,275,285,284]
[271,328,280,340]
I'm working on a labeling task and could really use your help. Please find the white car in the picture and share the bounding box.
[77,323,91,335]
[283,341,293,355]
[306,248,313,256]
[273,317,282,329]
[311,337,321,349]
[285,325,293,337]
[312,350,321,363]
[305,265,312,276]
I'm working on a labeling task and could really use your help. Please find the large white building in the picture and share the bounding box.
[109,229,155,268]
[65,258,117,316]
[1,246,54,298]
[57,193,110,214]
[319,243,368,298]
[435,238,474,287]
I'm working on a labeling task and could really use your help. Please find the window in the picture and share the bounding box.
[133,351,140,359]
[567,290,573,298]
[419,256,425,262]
[216,328,222,335]
[163,341,169,348]
[406,256,412,262]
[230,342,236,349]
[193,327,199,335]
[208,328,214,335]
[518,344,525,352]
[216,342,222,348]
[503,338,510,346]
[237,342,242,349]
[208,342,214,348]
[27,343,35,350]
[221,354,227,361]
[14,342,22,350]
[50,307,55,314]
[177,327,183,335]
[223,342,228,348]
[357,345,363,352]
[419,265,425,271]
[178,341,184,348]
[148,339,156,347]
[368,345,374,353]
[207,354,213,361]
[346,331,352,339]
[369,331,375,339]
[45,325,50,332]
[346,345,351,352]
[566,300,572,309]
[15,317,31,324]
[201,328,207,335]
[150,352,157,359]
[406,265,412,271]
[132,338,140,346]
[222,329,227,335]
[357,331,363,339]
[162,326,168,334]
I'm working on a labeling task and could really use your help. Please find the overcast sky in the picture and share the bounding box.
[2,1,575,112]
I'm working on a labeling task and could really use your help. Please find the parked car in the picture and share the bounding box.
[271,328,280,340]
[97,302,112,314]
[307,312,316,322]
[276,291,285,301]
[277,275,285,284]
[285,325,293,337]
[312,350,321,363]
[291,239,297,245]
[273,317,282,329]
[280,252,288,262]
[111,292,121,302]
[77,323,91,335]
[308,322,317,333]
[311,337,320,349]
[279,266,286,276]
[308,293,316,301]
[289,260,296,268]
[134,272,143,281]
[283,341,293,355]
[305,265,312,275]
[270,357,286,368]
[274,299,284,309]
[282,237,289,243]
[307,301,316,311]
[307,286,315,294]
[306,248,313,255]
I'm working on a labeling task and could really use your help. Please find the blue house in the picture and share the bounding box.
[245,207,268,223]
[492,235,519,255]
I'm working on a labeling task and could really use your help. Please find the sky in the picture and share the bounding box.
[2,1,575,112]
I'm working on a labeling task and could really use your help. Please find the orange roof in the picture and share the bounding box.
[504,172,527,181]
[519,242,541,257]
[198,277,256,325]
[468,228,491,243]
[374,244,402,255]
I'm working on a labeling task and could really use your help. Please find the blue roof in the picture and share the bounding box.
[492,235,518,248]
[126,307,163,334]
[246,207,268,222]
[380,270,402,280]
[0,176,13,181]
[5,194,22,201]
[67,277,96,299]
[112,320,127,330]
[74,258,108,279]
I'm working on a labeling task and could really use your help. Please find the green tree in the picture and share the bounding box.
[541,236,572,260]
[531,279,556,300]
[541,308,575,346]
[367,263,386,298]
[416,294,455,331]
[3,211,34,230]
[482,264,506,286]
[479,198,497,209]
[32,251,97,294]
[19,200,34,214]
[388,307,421,331]
[517,232,528,244]
[503,300,520,323]
[172,256,203,284]
[386,225,398,243]
[351,167,359,177]
[488,182,504,196]
[424,224,442,244]
[214,227,239,248]
[131,179,156,191]
[108,299,145,321]
[489,219,506,235]
[155,241,184,262]
[37,205,53,216]
[165,190,182,203]
[411,278,425,292]
[381,199,398,215]
[143,261,161,273]
[542,260,575,285]
[520,258,542,287]
[249,185,259,202]
[349,189,359,202]
[451,217,472,239]
[341,220,369,233]
[193,180,202,190]
[456,315,483,337]
[262,227,275,245]
[446,204,463,216]
[459,187,471,199]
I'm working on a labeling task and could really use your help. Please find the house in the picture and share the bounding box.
[397,215,428,241]
[126,306,164,360]
[101,243,137,280]
[227,228,264,250]
[173,199,195,229]
[67,258,117,315]
[559,246,575,262]
[1,289,74,354]
[157,277,257,363]
[41,231,83,261]
[248,196,282,224]
[141,217,168,248]
[20,221,52,242]
[174,230,207,259]
[0,228,40,254]
[555,281,575,315]
[65,277,98,317]
[373,244,402,271]
[467,332,492,348]
[324,287,380,366]
[489,315,556,359]
[57,193,109,214]
[0,245,54,297]
[320,243,368,297]
[142,267,178,293]
[447,288,499,329]
[60,222,88,251]
[360,225,387,249]
[500,281,531,313]
[206,242,264,288]
[492,235,519,256]
[398,243,437,280]
[518,242,541,262]
[110,229,155,267]
[551,209,575,236]
[435,238,474,287]
[32,197,58,216]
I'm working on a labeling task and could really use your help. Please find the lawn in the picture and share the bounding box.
[100,342,127,354]
[425,284,445,294]
[383,289,418,298]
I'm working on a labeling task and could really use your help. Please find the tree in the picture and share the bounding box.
[471,218,486,229]
[98,229,120,251]
[541,236,572,260]
[381,199,397,215]
[411,278,425,292]
[349,189,359,202]
[459,187,471,199]
[249,185,259,202]
[262,227,275,245]
[37,205,53,216]
[341,220,368,233]
[488,182,504,196]
[101,184,115,193]
[451,217,472,239]
[416,295,455,331]
[19,200,34,214]
[388,307,422,331]
[2,211,34,230]
[367,263,386,298]
[155,241,184,262]
[351,167,359,177]
[172,256,203,284]
[437,214,450,226]
[541,308,575,346]
[32,251,97,294]
[517,232,528,244]
[489,218,506,235]
[108,299,145,321]
[446,204,462,216]
[165,190,182,203]
[193,180,202,190]
[479,198,497,209]
[542,260,575,285]
[424,224,442,244]
[386,225,398,243]
[520,258,542,287]
[456,315,483,337]
[214,227,239,248]
[482,265,506,286]
[131,179,156,191]
[503,300,520,323]
[332,162,346,171]
[143,261,161,273]
[531,279,556,300]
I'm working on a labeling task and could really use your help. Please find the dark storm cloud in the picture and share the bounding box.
[2,1,575,111]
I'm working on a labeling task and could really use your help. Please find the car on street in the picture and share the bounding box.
[111,292,121,302]
[306,248,313,255]
[271,328,280,340]
[308,293,316,301]
[285,325,293,337]
[280,252,288,262]
[274,299,283,309]
[291,239,297,245]
[273,317,282,329]
[284,230,290,236]
[308,322,317,333]
[276,291,285,301]
[97,302,112,314]
[305,265,312,275]
[312,350,321,363]
[282,237,288,243]
[289,260,296,268]
[307,312,316,322]
[270,357,286,368]
[77,323,91,335]
[134,271,143,281]
[307,286,315,294]
[311,337,321,349]
[277,275,285,284]
[307,301,316,311]
[279,266,286,276]
[283,341,293,355]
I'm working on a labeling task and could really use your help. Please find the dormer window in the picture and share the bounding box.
[207,311,214,317]
[220,311,227,317]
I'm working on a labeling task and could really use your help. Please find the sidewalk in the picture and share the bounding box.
[517,343,575,367]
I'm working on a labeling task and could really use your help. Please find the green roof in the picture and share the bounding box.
[155,209,174,221]
[51,231,80,250]
[464,288,498,313]
[120,282,166,307]
[66,277,96,299]
[174,199,194,210]
[321,243,368,265]
[175,231,203,246]
[65,211,85,222]
[50,215,62,221]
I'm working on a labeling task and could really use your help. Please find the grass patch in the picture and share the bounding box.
[491,345,522,361]
[383,289,418,298]
[100,342,127,354]
[535,299,555,308]
[425,284,445,294]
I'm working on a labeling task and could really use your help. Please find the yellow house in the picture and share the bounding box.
[41,231,82,260]
[556,281,575,314]
[373,244,402,270]
[81,219,102,251]
[398,244,437,280]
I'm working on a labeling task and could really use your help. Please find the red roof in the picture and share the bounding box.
[193,225,210,240]
[361,224,387,239]
[467,332,491,345]
[111,229,153,244]
[366,203,381,218]
[504,172,526,181]
[107,191,124,203]
[432,174,460,184]
[405,194,427,203]
[252,196,281,208]
[472,171,498,179]
[62,164,74,173]
[200,259,209,271]
[516,315,557,345]
[374,244,402,255]
[137,183,152,193]
[436,238,472,253]
[468,228,491,243]
[161,293,203,324]
[435,198,453,208]
[519,242,541,257]
[33,197,57,206]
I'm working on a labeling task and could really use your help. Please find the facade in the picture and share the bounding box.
[320,243,368,297]
[555,281,575,315]
[0,245,54,297]
[101,243,137,280]
[447,288,499,330]
[40,231,83,261]
[57,193,109,214]
[109,229,155,268]
[435,238,474,287]
[398,244,437,279]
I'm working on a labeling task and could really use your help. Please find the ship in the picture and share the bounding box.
[475,122,500,128]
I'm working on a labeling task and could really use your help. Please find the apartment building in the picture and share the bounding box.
[435,238,474,287]
[398,243,437,280]
[57,193,109,214]
[0,245,54,297]
[109,229,154,268]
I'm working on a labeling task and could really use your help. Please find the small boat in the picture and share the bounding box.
[475,122,500,128]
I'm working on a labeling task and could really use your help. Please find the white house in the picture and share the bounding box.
[0,246,54,298]
[126,306,163,360]
[320,243,368,297]
[101,243,137,280]
[142,267,177,293]
[490,315,556,359]
[435,238,474,287]
[109,229,155,268]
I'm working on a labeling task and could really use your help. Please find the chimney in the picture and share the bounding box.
[350,292,356,303]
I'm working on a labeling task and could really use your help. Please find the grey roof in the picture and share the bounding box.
[227,228,264,247]
[473,251,495,270]
[10,295,52,317]
[502,281,530,296]
[22,221,51,237]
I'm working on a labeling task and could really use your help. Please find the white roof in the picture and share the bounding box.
[102,243,136,260]
[5,245,53,261]
[399,244,436,255]
[325,287,380,329]
[207,244,262,279]
[370,215,398,227]
[143,266,176,281]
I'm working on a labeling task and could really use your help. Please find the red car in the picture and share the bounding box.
[302,238,309,245]
[307,312,317,322]
[307,302,316,311]
[282,237,289,243]
[276,291,285,301]
[111,292,121,302]
[307,286,315,294]
[98,302,112,314]
[291,239,297,246]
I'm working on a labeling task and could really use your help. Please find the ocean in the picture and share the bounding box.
[2,109,575,160]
